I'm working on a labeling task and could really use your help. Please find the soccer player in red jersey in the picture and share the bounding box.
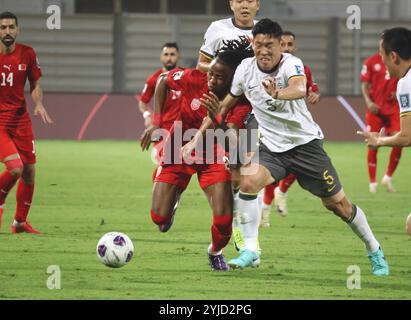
[0,12,53,233]
[260,30,321,226]
[361,51,401,193]
[141,46,253,271]
[138,42,181,130]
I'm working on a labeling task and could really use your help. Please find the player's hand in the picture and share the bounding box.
[262,76,279,98]
[307,88,320,104]
[367,101,380,115]
[181,138,198,162]
[140,125,160,151]
[200,92,220,122]
[357,128,385,148]
[34,104,53,124]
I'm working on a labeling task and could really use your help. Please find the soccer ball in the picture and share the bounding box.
[406,213,411,237]
[96,232,134,268]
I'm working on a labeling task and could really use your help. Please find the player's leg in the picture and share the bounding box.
[321,191,388,276]
[381,114,402,192]
[291,139,388,276]
[151,165,190,232]
[274,173,296,216]
[230,166,245,251]
[365,113,382,192]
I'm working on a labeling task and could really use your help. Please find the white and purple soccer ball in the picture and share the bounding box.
[96,232,134,268]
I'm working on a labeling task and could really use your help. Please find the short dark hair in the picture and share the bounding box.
[282,31,296,39]
[162,42,179,51]
[381,27,411,60]
[252,18,283,39]
[216,37,254,70]
[0,12,18,25]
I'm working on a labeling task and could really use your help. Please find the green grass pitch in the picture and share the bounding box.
[0,140,410,299]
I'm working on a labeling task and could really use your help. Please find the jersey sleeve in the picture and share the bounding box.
[166,68,194,92]
[28,48,42,85]
[230,62,245,97]
[225,96,252,129]
[397,78,411,117]
[360,57,372,83]
[284,57,305,82]
[304,65,319,93]
[140,74,157,104]
[199,22,219,60]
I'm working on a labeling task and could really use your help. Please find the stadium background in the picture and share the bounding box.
[2,0,411,141]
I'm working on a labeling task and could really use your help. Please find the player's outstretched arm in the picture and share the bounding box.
[357,116,411,147]
[31,80,53,124]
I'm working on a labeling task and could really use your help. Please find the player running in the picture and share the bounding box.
[0,12,53,233]
[203,19,389,276]
[361,50,401,193]
[358,27,411,148]
[141,45,253,271]
[260,30,322,226]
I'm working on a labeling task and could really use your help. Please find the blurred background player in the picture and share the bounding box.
[358,27,411,148]
[138,42,181,129]
[141,46,253,271]
[197,0,260,254]
[260,30,321,227]
[361,50,401,193]
[0,12,53,233]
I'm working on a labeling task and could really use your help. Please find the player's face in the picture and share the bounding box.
[207,59,234,97]
[280,35,296,54]
[160,47,179,71]
[252,33,282,72]
[0,18,18,48]
[379,39,399,78]
[230,0,260,26]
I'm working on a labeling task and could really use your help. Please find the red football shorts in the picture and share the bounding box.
[366,112,400,135]
[154,162,231,190]
[0,125,36,164]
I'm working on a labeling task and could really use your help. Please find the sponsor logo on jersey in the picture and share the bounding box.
[191,98,201,111]
[171,90,181,100]
[399,94,410,109]
[18,64,27,71]
[173,70,184,81]
[3,65,11,71]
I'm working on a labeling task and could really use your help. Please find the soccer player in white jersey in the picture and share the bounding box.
[197,0,259,72]
[358,27,411,148]
[204,18,388,275]
[197,0,260,255]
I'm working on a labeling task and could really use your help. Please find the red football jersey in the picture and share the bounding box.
[0,43,42,127]
[361,53,399,115]
[304,65,319,93]
[140,67,182,130]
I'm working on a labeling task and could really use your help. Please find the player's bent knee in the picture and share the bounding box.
[4,158,24,178]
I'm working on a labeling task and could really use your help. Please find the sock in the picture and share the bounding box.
[0,170,18,206]
[150,209,170,225]
[239,192,260,252]
[279,173,296,193]
[14,180,34,223]
[367,149,377,183]
[386,147,402,177]
[210,214,232,253]
[263,185,275,206]
[232,188,241,229]
[347,204,380,252]
[257,189,263,214]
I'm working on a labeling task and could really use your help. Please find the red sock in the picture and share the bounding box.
[263,184,275,206]
[386,147,402,177]
[150,209,170,225]
[0,170,19,206]
[367,149,378,183]
[14,180,34,223]
[211,214,232,253]
[279,173,296,193]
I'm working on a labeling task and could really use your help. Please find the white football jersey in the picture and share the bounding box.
[231,53,324,153]
[200,18,257,59]
[397,67,411,118]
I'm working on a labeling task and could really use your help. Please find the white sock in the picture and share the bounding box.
[348,205,380,252]
[262,202,271,210]
[232,189,241,229]
[257,189,264,213]
[239,193,260,252]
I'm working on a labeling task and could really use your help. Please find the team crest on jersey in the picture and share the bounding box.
[374,64,381,72]
[191,98,201,111]
[18,64,27,71]
[399,94,410,109]
[295,65,303,75]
